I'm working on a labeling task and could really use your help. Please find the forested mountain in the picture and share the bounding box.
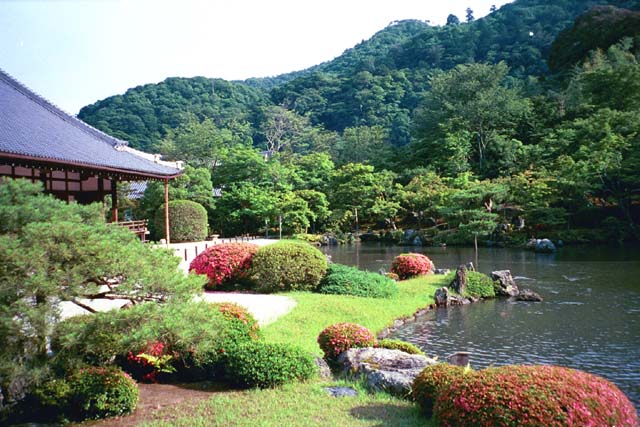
[78,0,640,242]
[79,77,270,151]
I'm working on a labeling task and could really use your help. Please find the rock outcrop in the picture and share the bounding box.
[491,270,520,297]
[337,347,436,397]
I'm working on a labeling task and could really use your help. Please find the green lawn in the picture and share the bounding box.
[263,275,445,355]
[139,380,432,427]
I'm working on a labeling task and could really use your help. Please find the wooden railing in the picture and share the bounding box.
[115,220,150,242]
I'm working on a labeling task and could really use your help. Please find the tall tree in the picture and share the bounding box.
[413,62,531,177]
[466,7,475,22]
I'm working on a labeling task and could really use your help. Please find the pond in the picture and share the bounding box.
[320,243,640,411]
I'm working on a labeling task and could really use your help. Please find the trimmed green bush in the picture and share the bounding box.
[30,378,72,421]
[376,339,424,355]
[466,271,497,298]
[67,366,138,420]
[224,342,316,388]
[318,263,398,298]
[412,363,466,418]
[155,199,208,242]
[434,365,639,427]
[317,323,377,365]
[248,241,328,293]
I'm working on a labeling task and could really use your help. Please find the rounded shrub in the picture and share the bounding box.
[224,341,316,388]
[67,366,138,420]
[211,302,261,340]
[189,243,259,289]
[317,323,377,365]
[412,363,466,418]
[377,339,424,355]
[248,241,328,292]
[30,378,72,421]
[154,199,208,243]
[434,365,639,427]
[318,263,398,298]
[125,340,175,383]
[391,253,433,280]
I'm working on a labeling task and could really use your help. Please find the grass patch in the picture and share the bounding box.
[138,380,431,427]
[263,275,444,355]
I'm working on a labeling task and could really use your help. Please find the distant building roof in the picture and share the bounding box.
[0,69,182,180]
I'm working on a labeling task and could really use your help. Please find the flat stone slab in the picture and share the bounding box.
[324,386,358,397]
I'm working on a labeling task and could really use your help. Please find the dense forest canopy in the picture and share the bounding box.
[78,0,640,243]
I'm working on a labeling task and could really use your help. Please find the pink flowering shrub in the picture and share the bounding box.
[391,253,433,280]
[433,365,639,427]
[317,323,377,365]
[189,243,259,289]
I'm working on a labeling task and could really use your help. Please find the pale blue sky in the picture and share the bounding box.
[1,0,512,114]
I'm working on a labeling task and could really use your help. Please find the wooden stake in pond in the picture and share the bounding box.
[474,232,478,268]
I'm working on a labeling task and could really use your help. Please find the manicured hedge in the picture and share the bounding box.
[224,341,316,388]
[248,241,328,292]
[189,243,259,289]
[434,365,639,427]
[318,263,398,298]
[154,199,208,242]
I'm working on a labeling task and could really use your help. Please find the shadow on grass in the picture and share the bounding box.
[350,403,430,427]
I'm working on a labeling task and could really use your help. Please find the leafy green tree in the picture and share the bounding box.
[213,182,277,236]
[466,8,475,22]
[402,171,449,228]
[413,62,531,177]
[447,14,461,25]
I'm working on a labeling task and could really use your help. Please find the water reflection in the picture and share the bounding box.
[321,243,640,411]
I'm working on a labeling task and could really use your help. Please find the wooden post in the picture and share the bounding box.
[164,178,170,246]
[111,178,118,223]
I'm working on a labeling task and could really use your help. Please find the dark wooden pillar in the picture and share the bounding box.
[164,178,170,245]
[111,178,118,223]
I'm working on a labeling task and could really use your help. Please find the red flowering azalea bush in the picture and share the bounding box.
[412,363,466,417]
[189,243,259,289]
[317,322,377,365]
[125,340,175,383]
[433,365,639,427]
[391,253,433,280]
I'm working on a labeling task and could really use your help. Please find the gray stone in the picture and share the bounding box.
[515,289,543,302]
[324,386,358,397]
[413,236,423,246]
[491,270,520,297]
[337,348,436,397]
[315,356,333,379]
[434,287,467,306]
[465,262,476,272]
[449,265,468,295]
[434,268,450,275]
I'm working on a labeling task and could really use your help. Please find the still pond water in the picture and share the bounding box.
[320,243,640,410]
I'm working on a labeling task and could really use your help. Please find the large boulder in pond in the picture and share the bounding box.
[491,270,520,297]
[337,347,436,397]
[434,287,467,306]
[514,289,543,302]
[527,238,556,253]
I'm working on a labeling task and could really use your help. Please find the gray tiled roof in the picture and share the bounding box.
[0,69,182,178]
